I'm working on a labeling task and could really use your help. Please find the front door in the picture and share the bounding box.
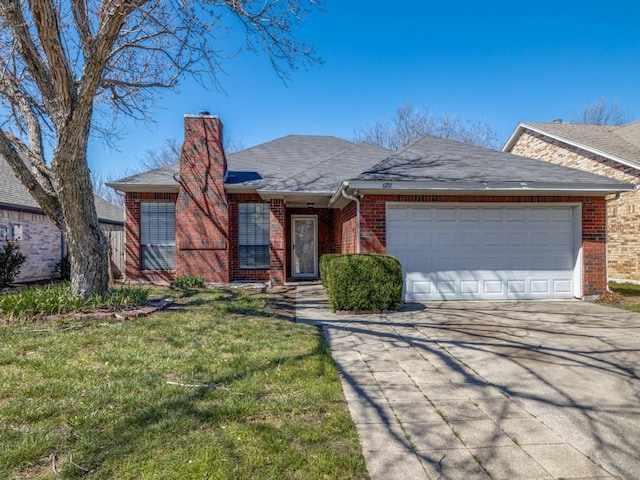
[292,216,318,278]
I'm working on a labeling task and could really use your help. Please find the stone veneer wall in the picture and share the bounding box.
[0,209,62,282]
[510,131,640,282]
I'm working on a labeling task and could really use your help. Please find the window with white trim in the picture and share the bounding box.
[141,202,175,270]
[239,203,270,269]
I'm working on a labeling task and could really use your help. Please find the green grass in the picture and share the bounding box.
[0,288,367,479]
[609,281,640,297]
[0,283,149,321]
[607,281,640,312]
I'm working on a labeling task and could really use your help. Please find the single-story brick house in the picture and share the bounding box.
[109,113,634,301]
[0,157,124,282]
[504,121,640,284]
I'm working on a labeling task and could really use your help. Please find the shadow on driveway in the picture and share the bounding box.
[297,285,640,480]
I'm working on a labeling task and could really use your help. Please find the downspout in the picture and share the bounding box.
[340,184,361,254]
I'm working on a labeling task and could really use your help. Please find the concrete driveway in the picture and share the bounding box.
[295,284,640,480]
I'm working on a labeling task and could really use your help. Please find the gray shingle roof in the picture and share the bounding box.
[111,135,392,193]
[0,156,124,224]
[0,153,37,210]
[228,136,391,192]
[517,121,640,168]
[356,134,633,187]
[109,163,179,188]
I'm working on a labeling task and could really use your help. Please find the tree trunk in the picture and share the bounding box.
[65,219,109,299]
[54,121,109,299]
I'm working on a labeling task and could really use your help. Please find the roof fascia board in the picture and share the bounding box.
[502,123,527,151]
[504,123,640,172]
[223,185,260,194]
[0,203,44,215]
[106,183,179,193]
[345,180,635,195]
[0,202,123,224]
[328,181,349,207]
[256,189,333,196]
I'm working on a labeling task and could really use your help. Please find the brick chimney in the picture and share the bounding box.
[175,113,230,282]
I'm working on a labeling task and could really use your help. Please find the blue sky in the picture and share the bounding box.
[89,0,640,177]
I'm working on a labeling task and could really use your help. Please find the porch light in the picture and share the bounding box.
[307,202,314,208]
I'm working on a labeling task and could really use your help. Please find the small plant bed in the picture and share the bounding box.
[0,282,152,323]
[600,282,640,312]
[0,288,367,479]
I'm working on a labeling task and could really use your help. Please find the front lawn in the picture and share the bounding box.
[603,281,640,312]
[0,288,368,479]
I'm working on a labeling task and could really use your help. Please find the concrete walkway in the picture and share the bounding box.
[295,283,639,480]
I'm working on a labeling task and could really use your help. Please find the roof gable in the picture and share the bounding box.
[505,121,640,170]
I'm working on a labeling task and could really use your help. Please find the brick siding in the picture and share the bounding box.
[337,202,357,253]
[510,130,640,282]
[0,209,62,282]
[176,115,230,283]
[124,192,177,283]
[347,194,607,298]
[228,193,270,282]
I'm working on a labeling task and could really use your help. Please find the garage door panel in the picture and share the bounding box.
[459,208,480,221]
[387,205,577,301]
[412,208,432,221]
[531,280,550,294]
[460,281,480,294]
[436,209,456,221]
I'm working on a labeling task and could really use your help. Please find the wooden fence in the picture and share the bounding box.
[106,229,124,280]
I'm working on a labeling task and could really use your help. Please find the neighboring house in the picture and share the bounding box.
[504,121,640,284]
[108,113,634,301]
[0,157,124,282]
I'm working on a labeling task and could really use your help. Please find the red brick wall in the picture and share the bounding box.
[176,115,230,282]
[270,199,286,285]
[228,193,270,282]
[337,202,357,253]
[124,191,177,283]
[581,198,607,295]
[353,194,607,297]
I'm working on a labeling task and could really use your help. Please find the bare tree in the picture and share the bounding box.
[138,138,182,171]
[137,134,245,171]
[91,170,125,208]
[0,0,320,297]
[572,99,632,126]
[354,104,500,151]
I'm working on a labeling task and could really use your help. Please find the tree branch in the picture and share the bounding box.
[29,0,76,116]
[71,0,94,58]
[0,130,64,229]
[0,0,57,115]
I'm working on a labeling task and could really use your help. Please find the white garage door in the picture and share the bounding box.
[386,204,578,301]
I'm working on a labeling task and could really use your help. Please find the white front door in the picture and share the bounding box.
[292,216,318,278]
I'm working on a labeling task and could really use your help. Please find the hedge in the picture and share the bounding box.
[319,253,403,312]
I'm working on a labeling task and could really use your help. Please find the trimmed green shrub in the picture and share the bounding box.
[319,253,341,288]
[0,242,27,288]
[320,253,403,312]
[174,274,205,289]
